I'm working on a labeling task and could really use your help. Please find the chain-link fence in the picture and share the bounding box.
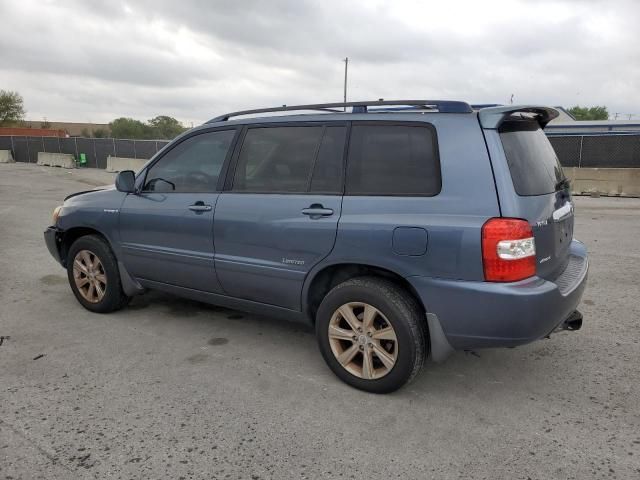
[1,133,639,169]
[0,136,171,169]
[547,133,640,168]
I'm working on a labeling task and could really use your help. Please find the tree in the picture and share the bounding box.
[80,128,91,138]
[40,118,51,129]
[108,115,187,139]
[567,105,609,121]
[109,117,153,139]
[148,115,187,139]
[92,128,108,138]
[0,90,26,126]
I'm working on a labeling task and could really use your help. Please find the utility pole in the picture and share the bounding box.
[343,57,349,111]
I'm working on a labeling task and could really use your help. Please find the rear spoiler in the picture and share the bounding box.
[478,105,559,129]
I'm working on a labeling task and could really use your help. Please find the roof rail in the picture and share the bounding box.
[206,100,473,123]
[471,103,503,110]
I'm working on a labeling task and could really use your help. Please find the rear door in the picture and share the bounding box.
[488,119,573,280]
[213,123,347,310]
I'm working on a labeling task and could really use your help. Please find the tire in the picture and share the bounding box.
[315,276,427,393]
[66,234,129,313]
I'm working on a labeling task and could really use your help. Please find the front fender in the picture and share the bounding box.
[56,189,128,257]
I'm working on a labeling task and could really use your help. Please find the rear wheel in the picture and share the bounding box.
[316,277,427,393]
[66,235,129,313]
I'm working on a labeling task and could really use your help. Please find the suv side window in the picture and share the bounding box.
[143,130,236,193]
[310,126,347,194]
[346,124,441,196]
[232,126,323,193]
[231,125,346,194]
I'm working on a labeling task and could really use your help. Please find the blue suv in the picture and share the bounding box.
[44,100,588,393]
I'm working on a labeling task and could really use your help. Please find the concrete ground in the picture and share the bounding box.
[1,163,639,480]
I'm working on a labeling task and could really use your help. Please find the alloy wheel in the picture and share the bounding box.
[72,249,107,303]
[328,302,398,380]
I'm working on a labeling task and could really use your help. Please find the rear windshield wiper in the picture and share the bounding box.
[555,178,571,191]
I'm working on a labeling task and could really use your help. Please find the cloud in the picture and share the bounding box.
[0,0,638,123]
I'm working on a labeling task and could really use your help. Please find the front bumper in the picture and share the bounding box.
[44,226,64,266]
[409,239,589,350]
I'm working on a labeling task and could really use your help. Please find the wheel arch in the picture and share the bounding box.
[303,262,426,324]
[59,226,111,267]
[60,226,144,297]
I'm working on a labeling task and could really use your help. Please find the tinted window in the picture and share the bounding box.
[143,130,235,193]
[310,126,347,193]
[233,126,324,192]
[346,124,440,196]
[500,121,566,196]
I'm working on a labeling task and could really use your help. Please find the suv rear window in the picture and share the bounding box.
[499,121,566,196]
[346,124,440,196]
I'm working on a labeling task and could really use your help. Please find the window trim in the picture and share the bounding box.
[304,126,328,192]
[344,120,442,197]
[139,127,240,194]
[222,121,349,195]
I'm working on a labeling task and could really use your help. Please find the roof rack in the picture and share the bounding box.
[207,100,473,123]
[471,103,503,110]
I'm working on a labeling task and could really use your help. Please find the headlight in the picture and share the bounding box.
[52,206,64,224]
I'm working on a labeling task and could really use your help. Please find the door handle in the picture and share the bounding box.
[188,201,212,212]
[301,204,334,218]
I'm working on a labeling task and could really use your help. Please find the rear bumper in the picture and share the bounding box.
[44,226,64,266]
[409,239,588,350]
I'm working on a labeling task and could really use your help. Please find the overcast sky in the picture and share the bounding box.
[1,0,638,125]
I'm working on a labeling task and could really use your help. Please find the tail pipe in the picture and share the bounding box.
[556,310,583,332]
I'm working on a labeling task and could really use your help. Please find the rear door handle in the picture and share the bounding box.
[188,201,212,212]
[301,204,334,218]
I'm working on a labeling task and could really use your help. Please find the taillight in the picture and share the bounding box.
[482,218,536,282]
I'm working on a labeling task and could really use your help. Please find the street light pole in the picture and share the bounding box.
[343,57,349,111]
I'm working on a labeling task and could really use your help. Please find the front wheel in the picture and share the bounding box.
[66,235,129,313]
[315,277,427,393]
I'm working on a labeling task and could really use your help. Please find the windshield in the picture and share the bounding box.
[499,120,566,196]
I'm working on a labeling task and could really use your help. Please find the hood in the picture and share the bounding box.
[64,184,116,201]
[64,183,115,201]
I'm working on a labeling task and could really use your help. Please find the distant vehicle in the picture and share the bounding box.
[44,100,588,393]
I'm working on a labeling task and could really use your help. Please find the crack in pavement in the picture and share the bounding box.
[0,417,85,477]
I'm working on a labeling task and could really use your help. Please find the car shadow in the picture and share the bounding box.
[127,290,315,334]
[123,290,576,399]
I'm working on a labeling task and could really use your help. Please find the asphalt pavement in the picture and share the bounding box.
[1,163,639,479]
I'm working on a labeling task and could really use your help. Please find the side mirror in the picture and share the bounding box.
[115,170,136,193]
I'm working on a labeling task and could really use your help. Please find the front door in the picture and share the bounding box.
[214,124,347,310]
[119,129,237,292]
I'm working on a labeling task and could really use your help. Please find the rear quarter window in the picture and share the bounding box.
[346,123,441,196]
[499,121,566,196]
